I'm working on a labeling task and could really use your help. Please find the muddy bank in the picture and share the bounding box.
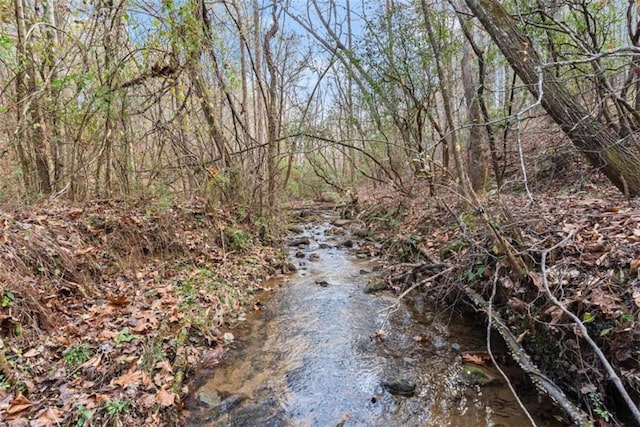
[185,215,561,426]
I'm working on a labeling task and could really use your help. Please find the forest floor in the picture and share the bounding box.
[0,199,293,426]
[1,151,639,425]
[354,166,640,425]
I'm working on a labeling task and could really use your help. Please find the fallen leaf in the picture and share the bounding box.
[155,389,176,407]
[108,294,130,306]
[630,259,640,276]
[22,348,40,358]
[547,307,565,324]
[114,370,144,388]
[169,307,182,323]
[74,246,96,256]
[34,407,64,426]
[590,288,620,314]
[508,297,528,313]
[67,208,84,219]
[580,383,597,394]
[528,271,544,290]
[156,360,173,375]
[462,352,490,365]
[7,392,31,415]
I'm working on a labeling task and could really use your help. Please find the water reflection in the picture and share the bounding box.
[185,218,561,426]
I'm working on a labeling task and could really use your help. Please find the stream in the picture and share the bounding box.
[185,214,561,426]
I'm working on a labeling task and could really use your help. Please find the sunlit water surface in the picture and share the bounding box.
[185,218,561,427]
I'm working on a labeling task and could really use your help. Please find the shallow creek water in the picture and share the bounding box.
[185,217,560,426]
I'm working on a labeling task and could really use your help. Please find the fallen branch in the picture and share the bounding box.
[540,232,640,425]
[486,269,537,426]
[464,287,593,426]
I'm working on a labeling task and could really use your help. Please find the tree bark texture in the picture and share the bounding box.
[462,34,488,191]
[465,0,640,196]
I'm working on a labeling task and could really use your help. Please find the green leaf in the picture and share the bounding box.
[582,312,595,323]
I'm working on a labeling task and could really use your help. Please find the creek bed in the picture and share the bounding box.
[185,216,561,426]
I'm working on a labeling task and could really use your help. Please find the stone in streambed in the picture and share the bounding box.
[382,378,416,397]
[341,239,354,248]
[364,277,386,294]
[287,224,304,233]
[308,253,320,261]
[287,236,310,247]
[294,251,305,258]
[282,261,297,273]
[459,363,498,385]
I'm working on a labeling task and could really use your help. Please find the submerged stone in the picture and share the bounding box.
[460,363,497,385]
[382,378,416,397]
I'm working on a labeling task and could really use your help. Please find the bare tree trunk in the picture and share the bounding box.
[13,0,32,192]
[344,0,355,185]
[190,0,230,170]
[44,0,65,192]
[461,26,488,191]
[18,0,52,194]
[466,0,640,196]
[421,0,467,195]
[264,0,279,211]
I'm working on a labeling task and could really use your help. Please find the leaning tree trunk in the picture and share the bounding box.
[465,0,640,196]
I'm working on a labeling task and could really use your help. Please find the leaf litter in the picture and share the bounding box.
[358,178,640,424]
[0,199,290,425]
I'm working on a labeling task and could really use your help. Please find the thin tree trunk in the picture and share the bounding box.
[13,0,32,192]
[264,0,279,211]
[421,0,467,195]
[19,0,51,194]
[462,38,488,191]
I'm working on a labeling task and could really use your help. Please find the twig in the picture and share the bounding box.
[487,269,538,426]
[465,287,592,426]
[540,232,640,425]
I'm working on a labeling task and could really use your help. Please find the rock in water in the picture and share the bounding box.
[287,236,310,247]
[382,378,416,397]
[364,277,386,294]
[459,363,497,385]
